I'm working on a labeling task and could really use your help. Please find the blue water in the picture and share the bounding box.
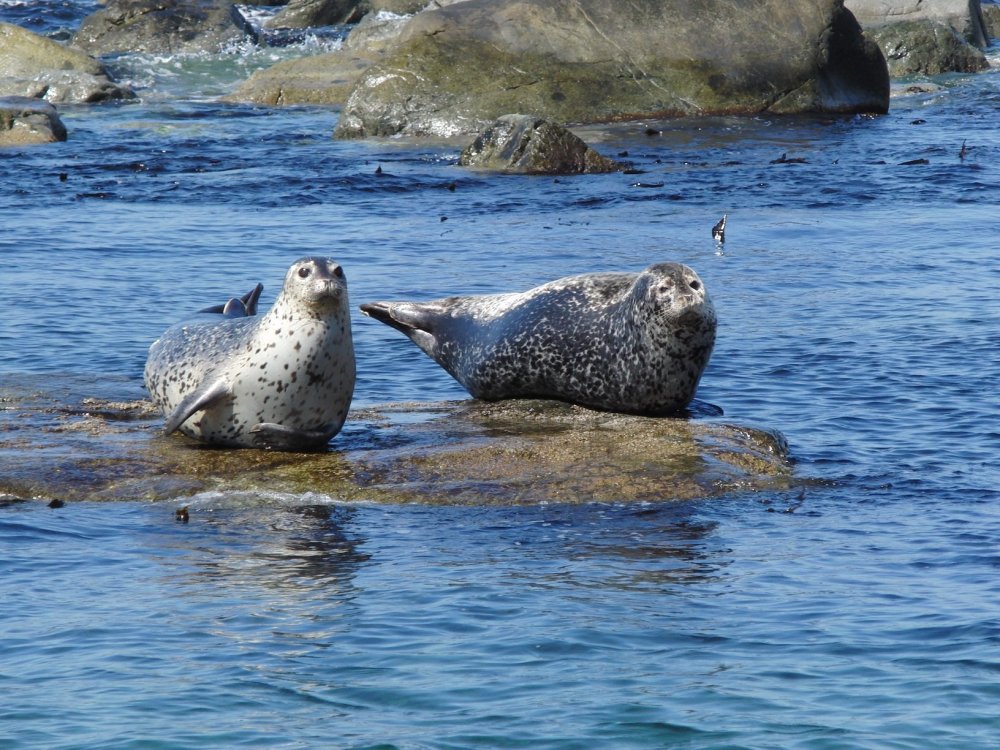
[2,4,1000,748]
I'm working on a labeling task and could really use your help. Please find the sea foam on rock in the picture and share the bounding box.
[334,0,890,139]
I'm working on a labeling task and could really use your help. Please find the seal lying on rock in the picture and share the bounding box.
[360,262,716,416]
[144,257,355,450]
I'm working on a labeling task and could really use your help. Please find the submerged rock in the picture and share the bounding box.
[72,0,252,56]
[0,96,67,146]
[0,23,134,104]
[335,0,889,139]
[0,377,792,504]
[459,115,625,174]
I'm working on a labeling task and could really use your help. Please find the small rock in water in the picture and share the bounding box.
[176,506,189,523]
[459,114,624,175]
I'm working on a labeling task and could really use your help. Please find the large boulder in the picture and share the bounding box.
[459,115,624,174]
[0,23,134,104]
[0,96,67,146]
[846,0,990,74]
[334,0,889,139]
[72,0,252,56]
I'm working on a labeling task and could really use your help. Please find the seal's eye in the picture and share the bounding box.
[298,266,311,279]
[333,266,344,279]
[689,279,701,291]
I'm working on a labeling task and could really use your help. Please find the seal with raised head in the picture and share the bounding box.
[144,257,355,450]
[360,262,715,415]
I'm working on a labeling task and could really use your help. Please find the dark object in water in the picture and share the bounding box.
[712,214,727,243]
[176,506,189,523]
[770,153,808,164]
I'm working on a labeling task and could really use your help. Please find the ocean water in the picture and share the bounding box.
[2,4,1000,748]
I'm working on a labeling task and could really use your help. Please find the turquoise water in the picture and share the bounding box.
[2,4,1000,748]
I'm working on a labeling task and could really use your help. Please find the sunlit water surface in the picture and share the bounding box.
[1,4,999,748]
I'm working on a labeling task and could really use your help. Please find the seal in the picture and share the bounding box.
[360,262,716,416]
[144,257,355,450]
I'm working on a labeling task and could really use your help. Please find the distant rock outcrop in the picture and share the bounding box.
[0,23,134,104]
[847,0,990,75]
[0,96,67,146]
[459,115,625,174]
[334,0,889,139]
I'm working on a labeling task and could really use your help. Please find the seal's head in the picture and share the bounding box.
[633,262,713,328]
[281,256,349,316]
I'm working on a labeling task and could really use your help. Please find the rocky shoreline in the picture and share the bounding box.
[3,1,996,150]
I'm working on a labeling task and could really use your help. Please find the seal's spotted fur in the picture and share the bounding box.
[144,257,355,450]
[361,262,715,415]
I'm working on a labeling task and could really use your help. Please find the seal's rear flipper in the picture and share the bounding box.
[164,378,230,434]
[359,302,416,332]
[200,283,264,318]
[360,301,440,355]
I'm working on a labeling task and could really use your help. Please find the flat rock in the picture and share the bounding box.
[0,96,67,146]
[0,22,134,104]
[334,0,889,139]
[0,375,792,505]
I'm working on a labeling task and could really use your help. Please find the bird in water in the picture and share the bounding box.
[712,214,727,244]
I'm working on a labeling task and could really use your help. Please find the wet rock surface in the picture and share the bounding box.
[334,0,889,139]
[0,376,792,505]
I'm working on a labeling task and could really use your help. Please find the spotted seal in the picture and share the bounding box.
[144,257,355,450]
[360,262,716,415]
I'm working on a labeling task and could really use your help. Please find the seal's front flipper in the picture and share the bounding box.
[164,378,231,434]
[249,422,332,452]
